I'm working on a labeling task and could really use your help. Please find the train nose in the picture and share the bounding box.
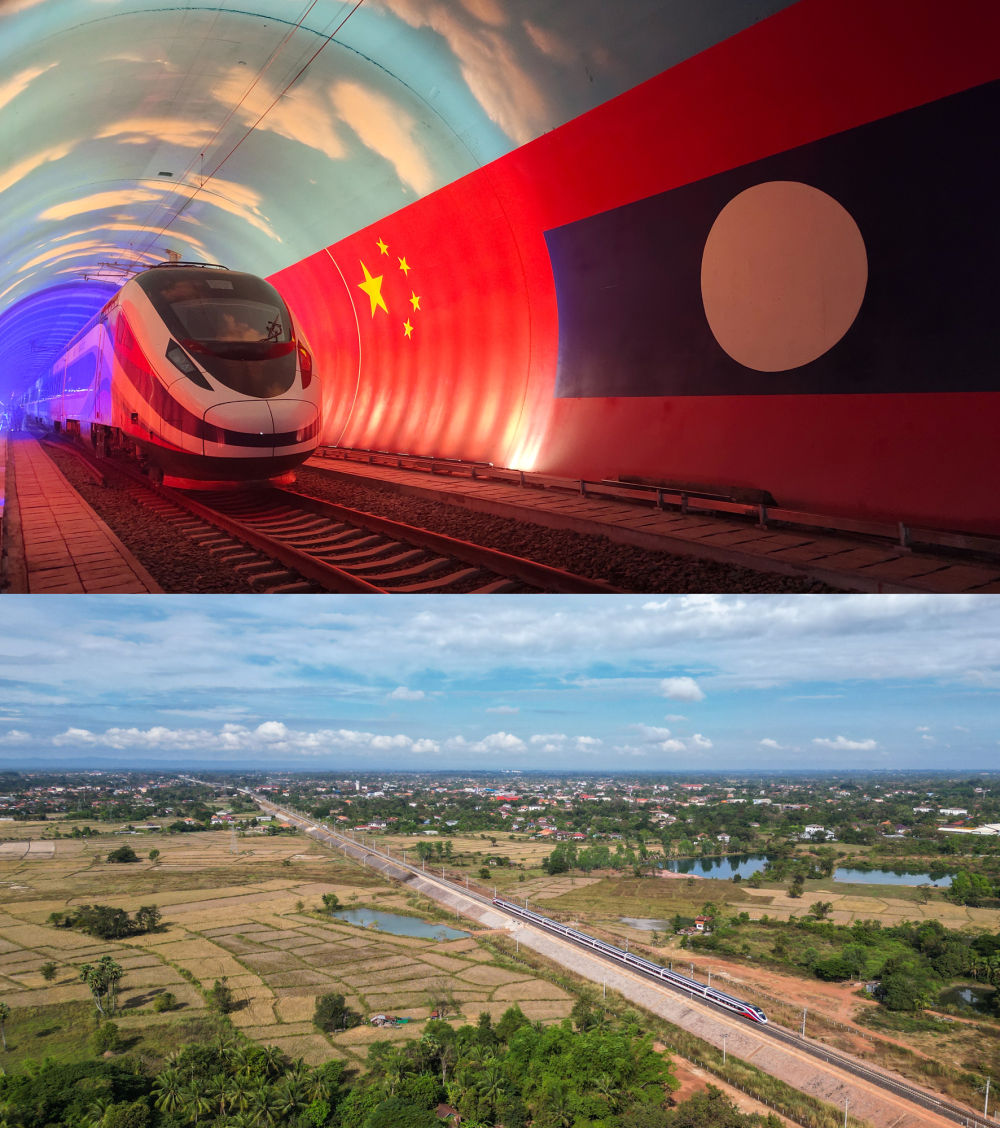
[203,399,319,450]
[204,400,274,437]
[269,399,319,447]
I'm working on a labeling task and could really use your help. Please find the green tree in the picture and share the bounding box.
[106,844,139,864]
[100,1098,151,1128]
[152,991,177,1013]
[878,957,938,1011]
[134,904,161,932]
[321,892,341,911]
[313,992,359,1032]
[209,977,236,1014]
[80,956,125,1018]
[41,960,58,981]
[948,869,993,907]
[147,849,160,862]
[92,1021,121,1054]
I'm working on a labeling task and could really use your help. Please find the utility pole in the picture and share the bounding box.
[722,1033,728,1065]
[707,968,712,988]
[802,1007,807,1037]
[985,1076,991,1117]
[843,1097,849,1127]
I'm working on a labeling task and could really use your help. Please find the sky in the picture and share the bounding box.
[0,593,998,774]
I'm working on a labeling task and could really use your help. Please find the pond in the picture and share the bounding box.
[832,867,951,887]
[664,855,770,880]
[662,854,952,886]
[331,907,469,940]
[938,984,996,1014]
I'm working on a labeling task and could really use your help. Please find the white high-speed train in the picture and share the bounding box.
[23,262,321,485]
[494,898,767,1023]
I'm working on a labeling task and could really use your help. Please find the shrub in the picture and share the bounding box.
[209,979,235,1014]
[314,992,360,1032]
[106,845,139,864]
[152,991,177,1013]
[92,1021,121,1053]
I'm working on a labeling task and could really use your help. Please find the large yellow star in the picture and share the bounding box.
[376,238,388,255]
[403,319,414,339]
[398,256,411,275]
[409,291,421,311]
[357,261,388,317]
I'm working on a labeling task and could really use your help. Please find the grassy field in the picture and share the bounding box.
[0,820,573,1072]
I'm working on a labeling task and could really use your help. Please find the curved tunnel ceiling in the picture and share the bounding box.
[0,0,793,401]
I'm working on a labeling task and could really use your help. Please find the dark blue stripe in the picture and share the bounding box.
[547,80,999,398]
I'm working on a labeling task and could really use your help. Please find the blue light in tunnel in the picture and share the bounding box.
[0,280,117,406]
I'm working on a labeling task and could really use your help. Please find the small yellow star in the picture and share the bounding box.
[409,291,421,311]
[376,238,388,255]
[398,256,411,275]
[403,319,414,339]
[357,261,388,317]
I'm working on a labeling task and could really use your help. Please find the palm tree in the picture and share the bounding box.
[272,1077,308,1120]
[152,1068,185,1116]
[179,1082,213,1125]
[0,1001,9,1052]
[247,1084,281,1127]
[225,1075,256,1115]
[257,1044,287,1081]
[83,1095,113,1128]
[537,1078,575,1128]
[593,1071,625,1112]
[478,1059,508,1113]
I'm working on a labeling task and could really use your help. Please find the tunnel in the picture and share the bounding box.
[1,0,997,532]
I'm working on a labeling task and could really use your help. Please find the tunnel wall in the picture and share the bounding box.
[271,0,1000,533]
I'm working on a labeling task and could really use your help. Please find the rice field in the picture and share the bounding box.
[0,820,574,1069]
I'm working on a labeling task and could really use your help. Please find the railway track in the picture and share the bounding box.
[44,439,620,593]
[255,795,998,1128]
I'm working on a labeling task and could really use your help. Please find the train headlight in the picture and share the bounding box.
[166,340,211,389]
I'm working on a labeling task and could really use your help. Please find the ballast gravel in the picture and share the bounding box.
[289,468,838,593]
[41,448,837,593]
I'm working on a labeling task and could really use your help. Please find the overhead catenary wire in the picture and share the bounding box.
[134,0,366,259]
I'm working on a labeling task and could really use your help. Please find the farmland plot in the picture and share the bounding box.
[0,821,573,1069]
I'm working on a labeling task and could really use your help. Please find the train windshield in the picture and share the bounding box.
[136,268,297,398]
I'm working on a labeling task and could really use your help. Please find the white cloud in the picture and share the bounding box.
[634,724,672,740]
[0,730,30,744]
[759,738,784,749]
[691,733,713,749]
[330,80,434,197]
[486,705,519,714]
[660,676,705,702]
[0,63,56,115]
[657,738,687,753]
[254,721,289,742]
[812,735,878,752]
[389,686,425,701]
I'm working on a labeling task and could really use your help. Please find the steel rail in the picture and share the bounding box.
[275,486,621,593]
[43,437,619,593]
